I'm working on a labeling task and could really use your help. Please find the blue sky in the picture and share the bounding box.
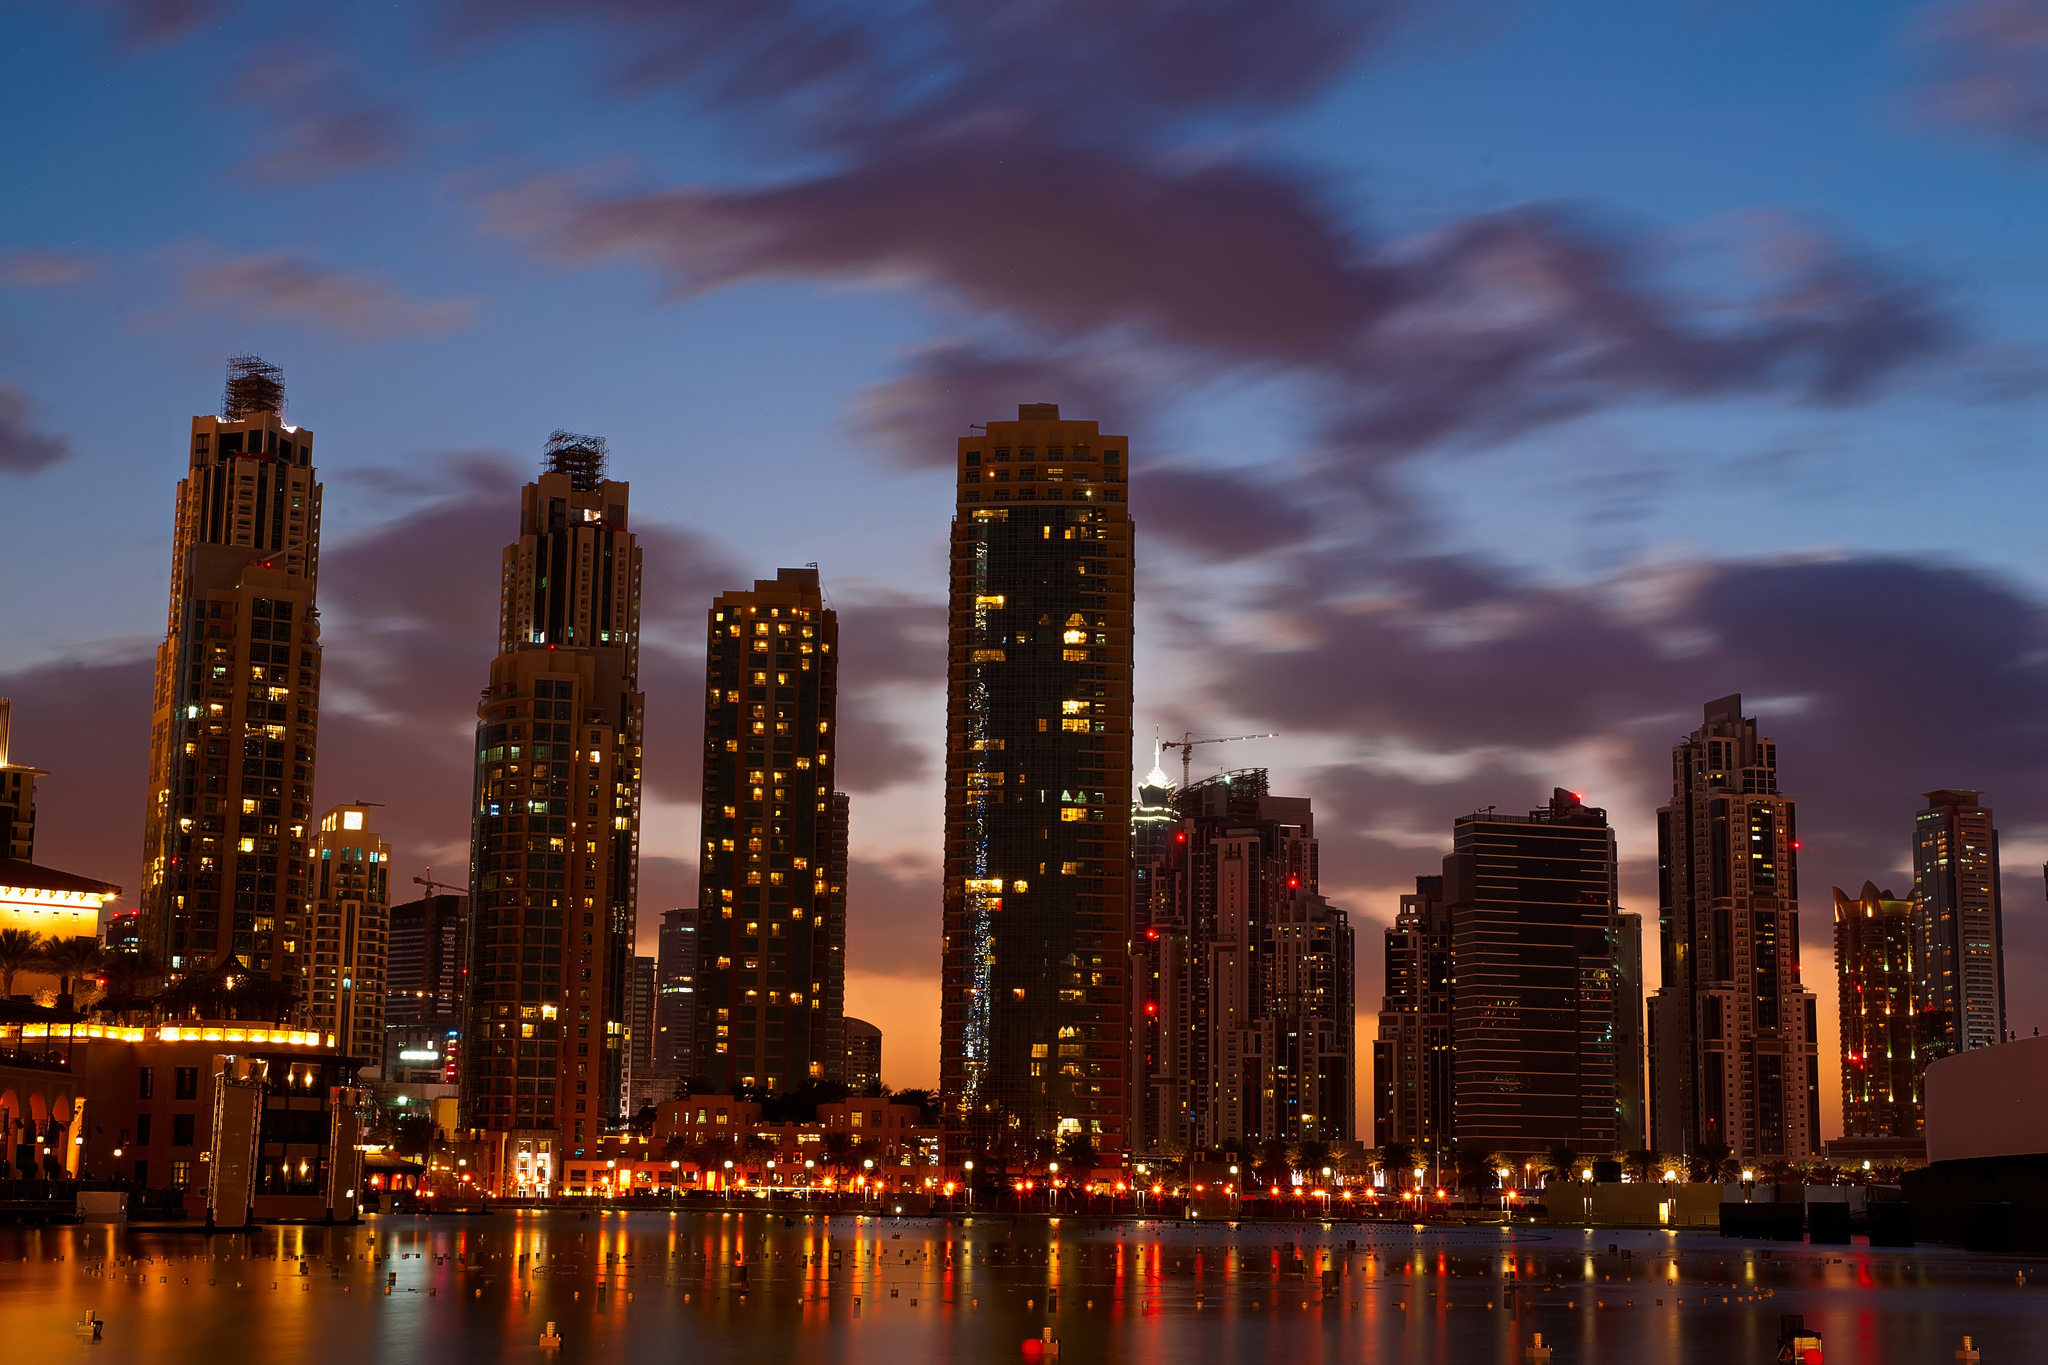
[7,0,2048,1128]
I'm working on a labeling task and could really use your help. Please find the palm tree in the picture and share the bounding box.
[1380,1141,1416,1187]
[1542,1144,1579,1187]
[0,929,44,997]
[1057,1132,1099,1181]
[1688,1142,1735,1183]
[1253,1138,1292,1187]
[39,935,104,1008]
[820,1129,857,1178]
[1623,1148,1662,1183]
[742,1130,780,1175]
[100,949,163,1002]
[1294,1139,1334,1178]
[1454,1142,1501,1191]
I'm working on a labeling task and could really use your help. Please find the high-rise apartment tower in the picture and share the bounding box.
[1833,882,1921,1139]
[844,1017,882,1094]
[1649,695,1820,1160]
[140,357,323,980]
[1912,790,2005,1059]
[0,700,46,863]
[1446,790,1622,1160]
[1133,771,1353,1150]
[1373,875,1453,1154]
[654,906,699,1076]
[459,432,644,1177]
[1614,911,1648,1151]
[691,568,847,1091]
[939,404,1134,1150]
[386,892,467,1024]
[306,803,390,1070]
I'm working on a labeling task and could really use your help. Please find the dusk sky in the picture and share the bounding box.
[8,0,2048,1133]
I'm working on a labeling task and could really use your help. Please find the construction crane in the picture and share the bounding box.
[1159,731,1278,790]
[413,869,460,899]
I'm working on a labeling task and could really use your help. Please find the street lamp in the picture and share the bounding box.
[963,1159,974,1212]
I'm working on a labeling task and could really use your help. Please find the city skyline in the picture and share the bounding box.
[13,4,2048,1145]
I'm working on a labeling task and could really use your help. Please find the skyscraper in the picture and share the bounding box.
[844,1017,882,1093]
[939,404,1134,1151]
[140,356,323,980]
[1133,771,1353,1150]
[691,567,847,1092]
[1649,695,1820,1161]
[1446,790,1620,1160]
[459,431,644,1179]
[1130,744,1177,924]
[1128,749,1182,1154]
[306,803,390,1071]
[1613,911,1647,1152]
[653,906,698,1077]
[386,892,467,1025]
[1373,875,1452,1155]
[1833,882,1921,1139]
[627,953,657,1076]
[0,699,46,863]
[1912,790,2005,1059]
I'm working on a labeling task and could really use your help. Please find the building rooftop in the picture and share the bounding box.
[0,857,121,900]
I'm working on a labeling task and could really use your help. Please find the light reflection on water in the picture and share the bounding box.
[0,1213,2041,1363]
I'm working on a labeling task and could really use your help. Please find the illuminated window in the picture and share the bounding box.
[1062,649,1089,662]
[1060,807,1087,821]
[970,649,1006,663]
[1061,861,1083,875]
[1061,719,1091,733]
[974,595,1005,608]
[342,811,364,831]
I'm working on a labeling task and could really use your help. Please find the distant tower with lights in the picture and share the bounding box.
[306,802,391,1070]
[1912,790,2005,1061]
[139,356,323,983]
[938,404,1135,1152]
[1833,881,1921,1139]
[1648,695,1820,1160]
[1446,789,1624,1160]
[458,431,644,1189]
[690,567,847,1093]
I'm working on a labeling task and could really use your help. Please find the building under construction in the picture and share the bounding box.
[1131,769,1355,1155]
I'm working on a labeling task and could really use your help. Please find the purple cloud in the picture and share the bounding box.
[0,250,98,287]
[227,39,412,181]
[1917,0,2048,146]
[179,250,476,338]
[83,0,222,46]
[1135,465,1318,560]
[0,384,71,474]
[855,341,1147,470]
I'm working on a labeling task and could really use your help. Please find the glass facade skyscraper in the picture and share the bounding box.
[939,403,1133,1150]
[1446,790,1621,1160]
[1912,789,2004,1059]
